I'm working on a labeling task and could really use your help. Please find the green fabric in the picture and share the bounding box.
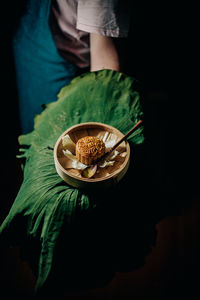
[0,70,144,292]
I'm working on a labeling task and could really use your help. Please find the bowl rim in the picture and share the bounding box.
[54,122,130,183]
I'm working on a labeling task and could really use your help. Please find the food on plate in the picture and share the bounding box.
[76,136,105,165]
[61,132,126,180]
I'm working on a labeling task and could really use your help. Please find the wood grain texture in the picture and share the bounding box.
[54,122,130,189]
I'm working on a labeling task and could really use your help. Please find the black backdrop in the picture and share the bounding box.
[1,2,199,300]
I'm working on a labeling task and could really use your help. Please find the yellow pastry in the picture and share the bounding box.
[76,136,105,165]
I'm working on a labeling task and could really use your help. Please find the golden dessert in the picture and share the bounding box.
[76,136,105,165]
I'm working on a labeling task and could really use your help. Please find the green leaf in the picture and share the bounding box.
[0,70,144,292]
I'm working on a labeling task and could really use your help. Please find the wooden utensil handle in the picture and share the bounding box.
[109,119,143,153]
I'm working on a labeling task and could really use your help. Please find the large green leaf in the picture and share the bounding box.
[0,70,144,292]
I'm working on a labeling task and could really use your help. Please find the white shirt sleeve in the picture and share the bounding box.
[77,0,131,37]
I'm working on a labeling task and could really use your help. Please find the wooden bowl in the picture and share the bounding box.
[54,122,130,189]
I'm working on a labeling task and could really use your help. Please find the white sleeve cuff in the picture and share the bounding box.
[77,0,131,38]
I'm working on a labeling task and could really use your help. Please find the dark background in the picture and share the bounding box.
[0,1,199,300]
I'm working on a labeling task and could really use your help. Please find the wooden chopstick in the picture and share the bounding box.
[98,119,143,162]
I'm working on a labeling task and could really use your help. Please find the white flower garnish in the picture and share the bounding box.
[109,150,119,160]
[99,160,115,168]
[120,152,127,157]
[62,134,76,153]
[63,149,88,170]
[98,150,119,168]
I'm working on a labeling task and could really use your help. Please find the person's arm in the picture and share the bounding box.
[90,33,120,72]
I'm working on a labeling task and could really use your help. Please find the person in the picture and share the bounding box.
[13,0,131,133]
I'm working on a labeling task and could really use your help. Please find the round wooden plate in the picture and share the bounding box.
[54,122,130,189]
